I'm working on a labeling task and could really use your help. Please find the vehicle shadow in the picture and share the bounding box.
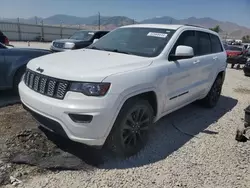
[0,90,20,108]
[41,95,238,169]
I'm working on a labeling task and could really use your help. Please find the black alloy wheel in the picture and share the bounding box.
[106,99,154,157]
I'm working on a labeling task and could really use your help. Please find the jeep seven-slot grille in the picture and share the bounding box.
[24,69,69,100]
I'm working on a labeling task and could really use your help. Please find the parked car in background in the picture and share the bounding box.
[19,24,227,157]
[244,44,250,56]
[0,42,51,93]
[50,30,109,52]
[224,44,248,68]
[0,30,10,45]
[243,58,250,76]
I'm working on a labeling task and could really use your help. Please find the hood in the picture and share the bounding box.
[27,49,152,82]
[53,39,87,43]
[9,47,51,54]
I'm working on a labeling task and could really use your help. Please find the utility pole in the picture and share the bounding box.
[41,20,44,41]
[35,16,38,24]
[98,12,101,30]
[17,17,21,40]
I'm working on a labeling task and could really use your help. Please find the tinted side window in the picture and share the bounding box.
[94,32,108,39]
[170,30,197,56]
[100,32,108,37]
[93,33,102,39]
[210,34,223,53]
[197,31,212,55]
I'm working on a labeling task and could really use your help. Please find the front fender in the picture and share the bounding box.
[102,86,160,141]
[7,57,32,87]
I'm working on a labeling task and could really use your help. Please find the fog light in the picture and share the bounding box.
[69,114,93,123]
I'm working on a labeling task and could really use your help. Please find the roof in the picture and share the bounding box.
[78,30,110,33]
[120,24,219,35]
[121,24,184,30]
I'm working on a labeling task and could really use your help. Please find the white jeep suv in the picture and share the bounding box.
[19,24,227,157]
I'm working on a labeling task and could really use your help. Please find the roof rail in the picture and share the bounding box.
[183,24,206,29]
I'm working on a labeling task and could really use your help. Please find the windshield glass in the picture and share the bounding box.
[88,27,175,57]
[69,31,95,40]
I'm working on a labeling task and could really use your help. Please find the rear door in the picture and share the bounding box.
[192,31,215,95]
[210,34,227,73]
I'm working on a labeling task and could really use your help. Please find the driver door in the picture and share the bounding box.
[164,30,201,112]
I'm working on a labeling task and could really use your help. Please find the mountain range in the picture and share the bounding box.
[2,14,250,38]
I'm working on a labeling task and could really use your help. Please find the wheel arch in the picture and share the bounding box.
[103,88,160,142]
[13,64,26,87]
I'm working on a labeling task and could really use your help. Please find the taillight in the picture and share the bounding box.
[4,36,9,45]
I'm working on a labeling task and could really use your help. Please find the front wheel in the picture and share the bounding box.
[200,76,223,108]
[13,68,25,94]
[105,99,154,158]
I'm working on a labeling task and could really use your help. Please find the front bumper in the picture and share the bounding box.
[18,81,120,146]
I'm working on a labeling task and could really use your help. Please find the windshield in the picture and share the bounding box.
[88,27,175,57]
[69,31,95,40]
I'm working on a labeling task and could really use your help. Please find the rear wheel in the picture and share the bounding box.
[200,76,223,108]
[106,99,154,158]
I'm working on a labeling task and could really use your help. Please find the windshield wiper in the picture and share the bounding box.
[106,49,132,55]
[86,46,104,50]
[87,47,131,55]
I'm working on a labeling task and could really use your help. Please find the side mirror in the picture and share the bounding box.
[169,45,194,61]
[93,39,99,43]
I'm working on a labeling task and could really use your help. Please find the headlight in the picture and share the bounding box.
[69,82,111,96]
[64,42,75,49]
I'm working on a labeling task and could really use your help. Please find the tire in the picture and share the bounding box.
[105,98,154,158]
[200,76,223,108]
[13,67,25,94]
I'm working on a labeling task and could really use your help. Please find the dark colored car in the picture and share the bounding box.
[0,30,9,45]
[224,44,248,68]
[0,42,51,92]
[50,30,109,52]
[243,59,250,76]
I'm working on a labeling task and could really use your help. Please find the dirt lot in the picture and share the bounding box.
[9,42,51,50]
[0,66,250,187]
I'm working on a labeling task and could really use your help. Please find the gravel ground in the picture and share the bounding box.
[0,67,250,188]
[9,42,51,50]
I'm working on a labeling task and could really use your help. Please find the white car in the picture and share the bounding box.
[19,24,227,157]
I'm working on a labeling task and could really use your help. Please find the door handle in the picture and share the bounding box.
[213,56,218,60]
[193,60,200,64]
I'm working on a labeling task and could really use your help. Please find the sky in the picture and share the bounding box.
[1,0,250,27]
